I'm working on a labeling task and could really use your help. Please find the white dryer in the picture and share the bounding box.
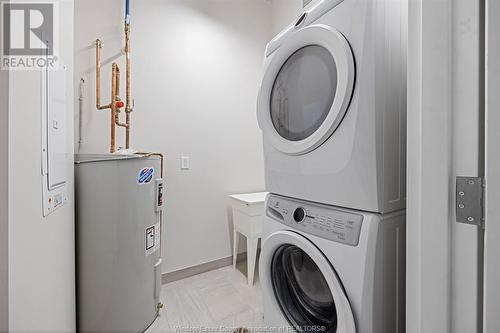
[260,194,405,333]
[257,0,407,213]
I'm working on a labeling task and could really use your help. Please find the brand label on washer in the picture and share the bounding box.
[138,167,154,185]
[145,222,161,256]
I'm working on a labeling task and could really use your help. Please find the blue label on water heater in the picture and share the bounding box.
[138,167,154,185]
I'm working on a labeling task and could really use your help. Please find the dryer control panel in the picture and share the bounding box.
[266,195,363,246]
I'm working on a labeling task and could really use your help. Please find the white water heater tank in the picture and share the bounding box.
[75,154,163,333]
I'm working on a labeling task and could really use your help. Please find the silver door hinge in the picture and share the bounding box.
[456,176,484,227]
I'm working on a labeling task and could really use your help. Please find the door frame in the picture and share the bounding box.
[483,0,500,331]
[407,0,483,332]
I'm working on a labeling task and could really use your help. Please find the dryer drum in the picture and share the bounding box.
[271,245,338,332]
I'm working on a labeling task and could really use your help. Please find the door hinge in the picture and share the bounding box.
[456,176,484,227]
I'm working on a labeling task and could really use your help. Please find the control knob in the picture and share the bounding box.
[293,207,306,223]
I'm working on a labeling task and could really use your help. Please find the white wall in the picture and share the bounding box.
[303,0,314,8]
[270,0,303,36]
[6,0,76,331]
[74,0,279,274]
[0,51,9,333]
[484,1,500,331]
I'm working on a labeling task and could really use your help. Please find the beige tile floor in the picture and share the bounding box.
[146,259,263,333]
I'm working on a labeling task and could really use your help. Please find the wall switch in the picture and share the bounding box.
[181,156,190,170]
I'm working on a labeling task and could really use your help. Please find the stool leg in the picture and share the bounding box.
[233,230,239,269]
[247,237,259,286]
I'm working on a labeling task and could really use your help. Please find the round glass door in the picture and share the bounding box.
[257,25,355,155]
[270,45,338,142]
[272,245,338,332]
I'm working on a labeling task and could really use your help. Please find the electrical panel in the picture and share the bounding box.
[41,64,68,217]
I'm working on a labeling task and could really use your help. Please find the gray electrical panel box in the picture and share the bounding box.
[75,154,163,333]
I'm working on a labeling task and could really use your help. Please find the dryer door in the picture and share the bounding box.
[257,25,355,155]
[261,231,356,333]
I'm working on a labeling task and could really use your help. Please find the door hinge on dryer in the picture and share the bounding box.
[456,176,485,227]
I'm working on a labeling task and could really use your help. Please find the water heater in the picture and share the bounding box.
[75,154,163,333]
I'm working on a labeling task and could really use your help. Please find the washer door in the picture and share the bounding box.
[261,231,356,332]
[257,25,355,155]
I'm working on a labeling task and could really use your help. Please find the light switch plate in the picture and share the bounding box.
[181,156,190,170]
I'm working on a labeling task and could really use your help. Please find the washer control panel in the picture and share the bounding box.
[266,195,363,246]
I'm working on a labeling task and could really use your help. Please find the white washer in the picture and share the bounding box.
[260,194,405,333]
[257,0,407,213]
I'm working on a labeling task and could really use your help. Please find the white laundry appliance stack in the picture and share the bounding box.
[257,0,407,332]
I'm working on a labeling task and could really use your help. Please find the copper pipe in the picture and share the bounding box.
[115,116,129,128]
[126,112,131,149]
[136,152,164,177]
[115,65,120,97]
[95,22,133,151]
[114,65,129,129]
[125,25,131,114]
[95,39,102,109]
[96,39,119,152]
[95,39,111,110]
[125,24,132,150]
[115,114,129,128]
[110,63,118,153]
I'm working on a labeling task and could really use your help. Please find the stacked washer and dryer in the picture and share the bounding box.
[257,0,407,332]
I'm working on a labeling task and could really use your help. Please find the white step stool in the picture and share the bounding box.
[229,192,268,286]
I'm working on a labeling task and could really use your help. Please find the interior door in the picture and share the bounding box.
[483,0,500,331]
